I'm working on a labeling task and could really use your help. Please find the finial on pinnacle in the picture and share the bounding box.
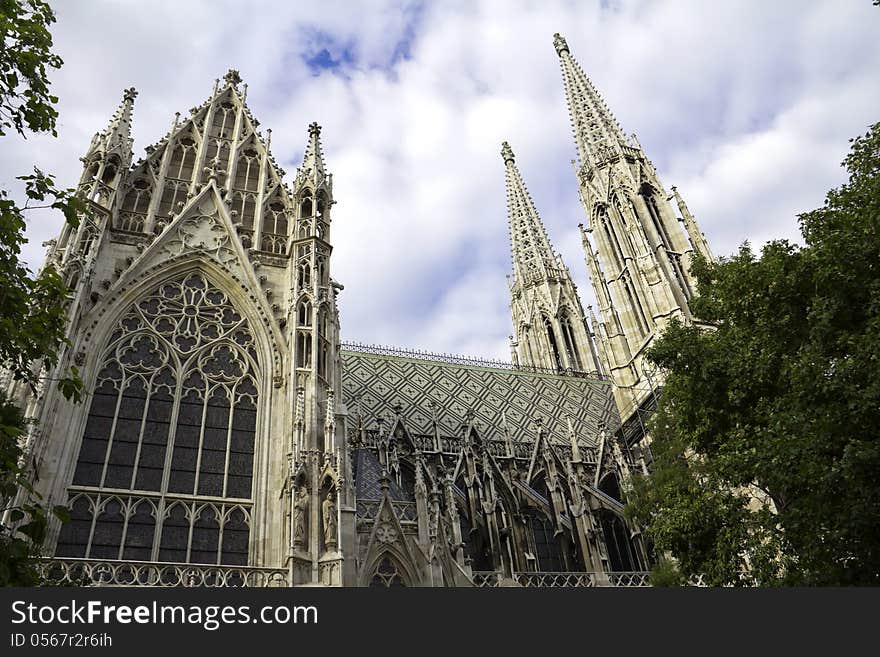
[553,33,569,55]
[501,141,515,165]
[308,121,321,137]
[223,69,242,86]
[123,87,138,102]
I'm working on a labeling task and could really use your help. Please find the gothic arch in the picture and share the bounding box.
[362,551,415,588]
[53,262,278,566]
[78,253,284,383]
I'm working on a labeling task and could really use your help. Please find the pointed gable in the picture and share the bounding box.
[115,70,296,258]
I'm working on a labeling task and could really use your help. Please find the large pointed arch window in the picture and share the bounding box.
[56,272,259,566]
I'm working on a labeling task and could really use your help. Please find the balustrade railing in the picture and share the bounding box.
[471,571,500,587]
[472,571,708,588]
[260,233,288,255]
[118,212,146,232]
[607,571,651,587]
[514,572,597,587]
[39,558,289,587]
[38,559,709,588]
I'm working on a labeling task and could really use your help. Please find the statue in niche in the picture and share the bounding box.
[322,487,338,550]
[292,483,308,548]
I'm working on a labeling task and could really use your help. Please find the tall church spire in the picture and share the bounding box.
[503,141,600,376]
[77,87,137,206]
[554,33,626,167]
[503,141,558,285]
[555,33,713,428]
[86,86,137,167]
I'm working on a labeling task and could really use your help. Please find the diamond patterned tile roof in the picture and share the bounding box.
[340,350,618,447]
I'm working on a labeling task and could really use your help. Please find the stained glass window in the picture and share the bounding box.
[56,272,259,565]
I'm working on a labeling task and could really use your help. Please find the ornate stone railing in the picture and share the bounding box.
[39,558,289,587]
[39,560,709,588]
[117,211,146,232]
[607,571,651,587]
[514,572,597,587]
[340,342,604,380]
[260,233,288,255]
[471,571,501,587]
[472,571,708,588]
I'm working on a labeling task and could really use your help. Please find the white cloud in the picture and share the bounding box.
[3,0,879,361]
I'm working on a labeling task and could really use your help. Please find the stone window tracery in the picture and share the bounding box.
[157,180,189,222]
[119,179,151,231]
[168,138,197,181]
[234,148,260,192]
[231,190,257,230]
[368,556,407,587]
[263,200,289,236]
[56,272,259,565]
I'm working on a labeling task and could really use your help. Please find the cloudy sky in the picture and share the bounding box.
[2,0,878,360]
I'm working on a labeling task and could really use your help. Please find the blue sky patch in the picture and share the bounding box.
[302,31,357,76]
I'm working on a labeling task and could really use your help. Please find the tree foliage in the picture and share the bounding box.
[0,0,61,137]
[1,0,85,585]
[626,122,880,585]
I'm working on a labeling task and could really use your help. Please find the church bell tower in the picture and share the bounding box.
[554,33,713,428]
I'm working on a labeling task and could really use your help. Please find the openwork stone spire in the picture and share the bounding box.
[554,32,627,166]
[300,121,327,183]
[504,141,600,376]
[87,86,137,166]
[503,141,558,286]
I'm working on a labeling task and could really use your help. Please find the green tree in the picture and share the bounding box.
[626,122,880,586]
[0,0,86,586]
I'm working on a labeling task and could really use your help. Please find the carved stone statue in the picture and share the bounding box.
[322,490,338,549]
[292,484,308,548]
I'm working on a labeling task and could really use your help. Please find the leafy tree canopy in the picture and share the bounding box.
[1,0,85,586]
[627,122,880,586]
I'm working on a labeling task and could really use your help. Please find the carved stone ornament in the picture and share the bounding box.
[164,209,237,267]
[375,522,398,545]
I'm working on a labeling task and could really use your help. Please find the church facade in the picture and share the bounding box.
[9,34,710,587]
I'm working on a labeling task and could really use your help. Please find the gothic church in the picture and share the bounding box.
[10,34,712,587]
